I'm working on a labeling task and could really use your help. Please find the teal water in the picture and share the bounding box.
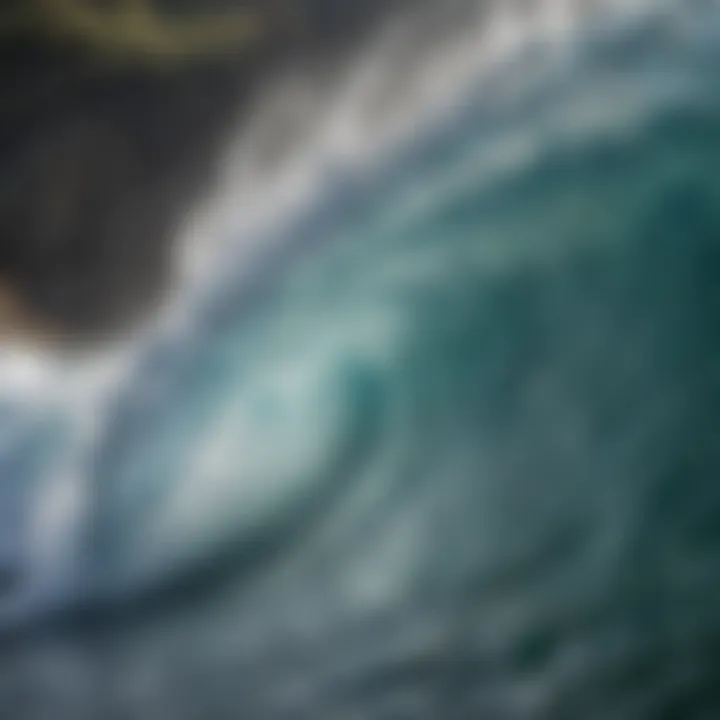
[1,2,720,718]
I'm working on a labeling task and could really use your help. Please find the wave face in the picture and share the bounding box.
[2,1,720,718]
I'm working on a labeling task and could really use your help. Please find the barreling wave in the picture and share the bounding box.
[2,1,720,718]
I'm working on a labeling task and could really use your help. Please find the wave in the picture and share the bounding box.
[1,1,720,717]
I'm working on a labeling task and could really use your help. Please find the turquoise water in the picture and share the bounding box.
[2,2,720,717]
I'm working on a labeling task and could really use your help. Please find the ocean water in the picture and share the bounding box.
[1,1,720,717]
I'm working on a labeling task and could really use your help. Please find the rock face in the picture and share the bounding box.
[0,0,397,343]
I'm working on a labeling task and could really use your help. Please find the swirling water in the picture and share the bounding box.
[1,1,720,718]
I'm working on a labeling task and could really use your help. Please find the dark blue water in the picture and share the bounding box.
[1,2,720,717]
